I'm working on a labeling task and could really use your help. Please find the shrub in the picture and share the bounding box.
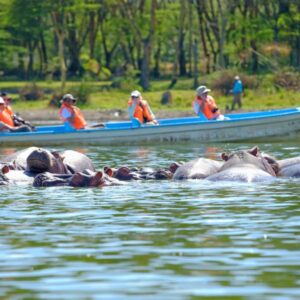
[211,71,258,95]
[19,83,44,100]
[273,71,300,90]
[72,81,91,105]
[48,92,63,108]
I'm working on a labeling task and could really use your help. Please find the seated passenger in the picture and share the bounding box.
[59,94,87,130]
[0,97,31,132]
[1,91,14,117]
[1,91,35,130]
[193,85,228,121]
[128,90,158,125]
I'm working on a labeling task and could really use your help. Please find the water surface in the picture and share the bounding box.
[0,140,300,299]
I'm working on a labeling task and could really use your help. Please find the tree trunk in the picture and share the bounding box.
[195,0,210,74]
[140,38,151,90]
[58,33,66,91]
[193,39,199,88]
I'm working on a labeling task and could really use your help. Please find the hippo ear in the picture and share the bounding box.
[91,171,104,187]
[104,167,114,177]
[169,162,181,174]
[221,153,229,161]
[1,165,10,174]
[249,146,260,157]
[51,151,65,161]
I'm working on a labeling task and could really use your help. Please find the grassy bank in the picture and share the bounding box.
[0,76,299,114]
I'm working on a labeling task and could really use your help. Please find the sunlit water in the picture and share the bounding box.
[0,139,300,299]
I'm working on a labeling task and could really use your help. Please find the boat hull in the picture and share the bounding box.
[1,108,300,145]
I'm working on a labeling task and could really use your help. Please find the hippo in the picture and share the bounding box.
[277,156,300,178]
[1,147,95,174]
[0,147,39,170]
[0,164,36,185]
[0,165,10,185]
[260,151,300,178]
[33,169,124,187]
[173,158,223,180]
[206,146,277,182]
[104,166,173,181]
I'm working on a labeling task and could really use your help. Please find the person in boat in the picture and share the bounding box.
[193,85,227,121]
[0,97,32,132]
[1,92,14,117]
[59,94,87,130]
[128,90,158,125]
[0,91,35,131]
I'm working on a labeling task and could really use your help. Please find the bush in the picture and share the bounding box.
[19,83,44,100]
[273,71,300,90]
[48,92,63,108]
[211,71,258,95]
[111,67,141,91]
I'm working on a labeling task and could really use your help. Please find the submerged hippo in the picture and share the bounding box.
[104,166,173,181]
[277,156,300,178]
[26,148,95,174]
[206,146,277,182]
[0,147,96,186]
[1,147,95,174]
[33,169,124,187]
[173,158,223,180]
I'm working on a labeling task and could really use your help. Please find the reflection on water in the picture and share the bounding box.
[0,140,300,299]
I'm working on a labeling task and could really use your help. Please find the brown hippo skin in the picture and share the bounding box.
[104,166,173,181]
[33,170,124,187]
[206,147,277,182]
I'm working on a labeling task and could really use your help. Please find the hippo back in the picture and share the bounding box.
[62,150,95,173]
[173,158,222,180]
[278,156,300,177]
[0,147,39,170]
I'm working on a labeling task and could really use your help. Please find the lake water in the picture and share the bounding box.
[0,139,300,299]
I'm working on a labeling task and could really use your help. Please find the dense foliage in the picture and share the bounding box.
[0,0,300,90]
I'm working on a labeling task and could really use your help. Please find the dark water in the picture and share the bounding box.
[0,139,300,299]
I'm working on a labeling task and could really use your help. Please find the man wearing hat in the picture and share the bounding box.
[231,75,243,111]
[128,90,158,125]
[59,94,87,130]
[193,85,224,120]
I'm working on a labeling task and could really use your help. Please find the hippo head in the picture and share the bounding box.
[69,171,106,187]
[221,146,277,176]
[105,166,139,181]
[168,162,183,174]
[33,172,70,187]
[261,152,279,175]
[221,146,261,162]
[26,149,68,174]
[0,165,10,185]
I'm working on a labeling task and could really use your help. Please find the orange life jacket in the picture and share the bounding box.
[0,109,14,127]
[59,103,87,130]
[195,95,220,119]
[5,105,14,117]
[128,99,153,124]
